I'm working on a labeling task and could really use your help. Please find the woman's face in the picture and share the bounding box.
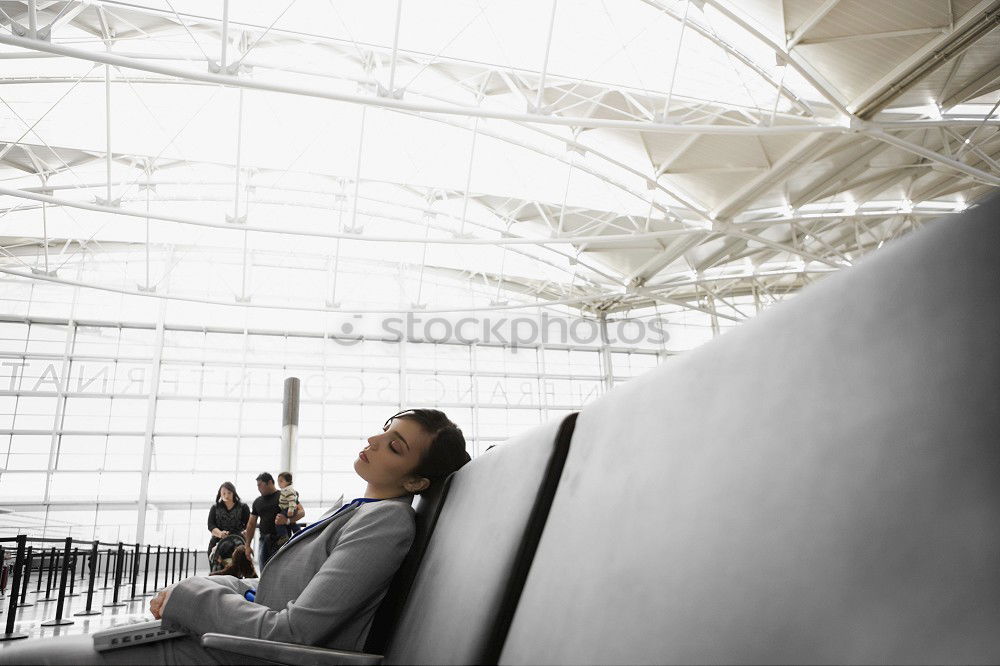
[220,486,234,503]
[355,417,433,495]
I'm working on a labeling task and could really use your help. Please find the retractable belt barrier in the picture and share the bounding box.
[0,534,198,641]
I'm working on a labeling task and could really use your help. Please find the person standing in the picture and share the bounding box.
[275,471,300,547]
[244,472,304,568]
[206,482,250,565]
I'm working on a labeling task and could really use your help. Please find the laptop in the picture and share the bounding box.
[92,619,186,652]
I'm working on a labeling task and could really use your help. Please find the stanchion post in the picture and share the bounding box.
[128,543,141,600]
[41,538,74,627]
[39,546,59,602]
[101,546,112,590]
[33,547,46,596]
[66,548,79,597]
[153,545,161,591]
[73,541,101,617]
[142,545,152,596]
[1,535,28,641]
[124,550,131,591]
[16,546,33,608]
[46,547,57,598]
[104,543,125,608]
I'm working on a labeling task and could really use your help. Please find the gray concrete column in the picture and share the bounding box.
[281,377,300,473]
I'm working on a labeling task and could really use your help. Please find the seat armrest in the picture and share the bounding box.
[201,633,383,666]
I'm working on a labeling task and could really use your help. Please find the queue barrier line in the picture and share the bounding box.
[0,534,198,640]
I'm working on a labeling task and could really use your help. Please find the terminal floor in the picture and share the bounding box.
[0,578,170,648]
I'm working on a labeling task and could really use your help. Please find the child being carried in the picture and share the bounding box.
[275,471,300,547]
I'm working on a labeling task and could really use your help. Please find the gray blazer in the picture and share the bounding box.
[162,495,416,652]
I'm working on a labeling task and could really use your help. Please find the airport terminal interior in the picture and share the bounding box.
[0,0,998,662]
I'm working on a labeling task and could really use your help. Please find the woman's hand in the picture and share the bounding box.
[149,585,174,620]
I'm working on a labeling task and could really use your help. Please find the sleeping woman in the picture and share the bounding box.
[1,409,471,666]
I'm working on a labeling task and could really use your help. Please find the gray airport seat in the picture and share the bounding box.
[498,195,1000,664]
[382,412,576,665]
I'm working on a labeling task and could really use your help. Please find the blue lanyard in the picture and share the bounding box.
[284,497,380,546]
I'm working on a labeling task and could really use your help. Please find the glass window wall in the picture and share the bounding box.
[0,304,666,548]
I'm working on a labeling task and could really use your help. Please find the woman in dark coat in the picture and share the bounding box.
[206,481,250,564]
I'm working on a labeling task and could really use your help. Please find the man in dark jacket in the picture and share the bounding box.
[244,472,304,568]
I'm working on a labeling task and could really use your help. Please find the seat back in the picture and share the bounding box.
[383,413,577,665]
[499,197,1000,664]
[364,474,451,654]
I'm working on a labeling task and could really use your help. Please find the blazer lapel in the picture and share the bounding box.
[261,502,359,571]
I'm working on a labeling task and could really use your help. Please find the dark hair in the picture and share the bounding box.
[215,481,242,506]
[278,471,292,483]
[256,472,274,484]
[384,409,470,495]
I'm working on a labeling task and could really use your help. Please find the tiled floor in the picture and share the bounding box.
[0,570,189,648]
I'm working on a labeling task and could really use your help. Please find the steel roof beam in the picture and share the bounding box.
[941,60,1000,108]
[638,0,815,116]
[0,32,847,136]
[797,26,949,47]
[0,184,704,247]
[786,0,842,50]
[701,0,851,116]
[0,261,637,315]
[866,129,1000,186]
[90,0,800,111]
[852,0,1000,118]
[710,132,832,220]
[911,145,1000,200]
[622,232,713,285]
[872,119,1000,129]
[789,140,896,207]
